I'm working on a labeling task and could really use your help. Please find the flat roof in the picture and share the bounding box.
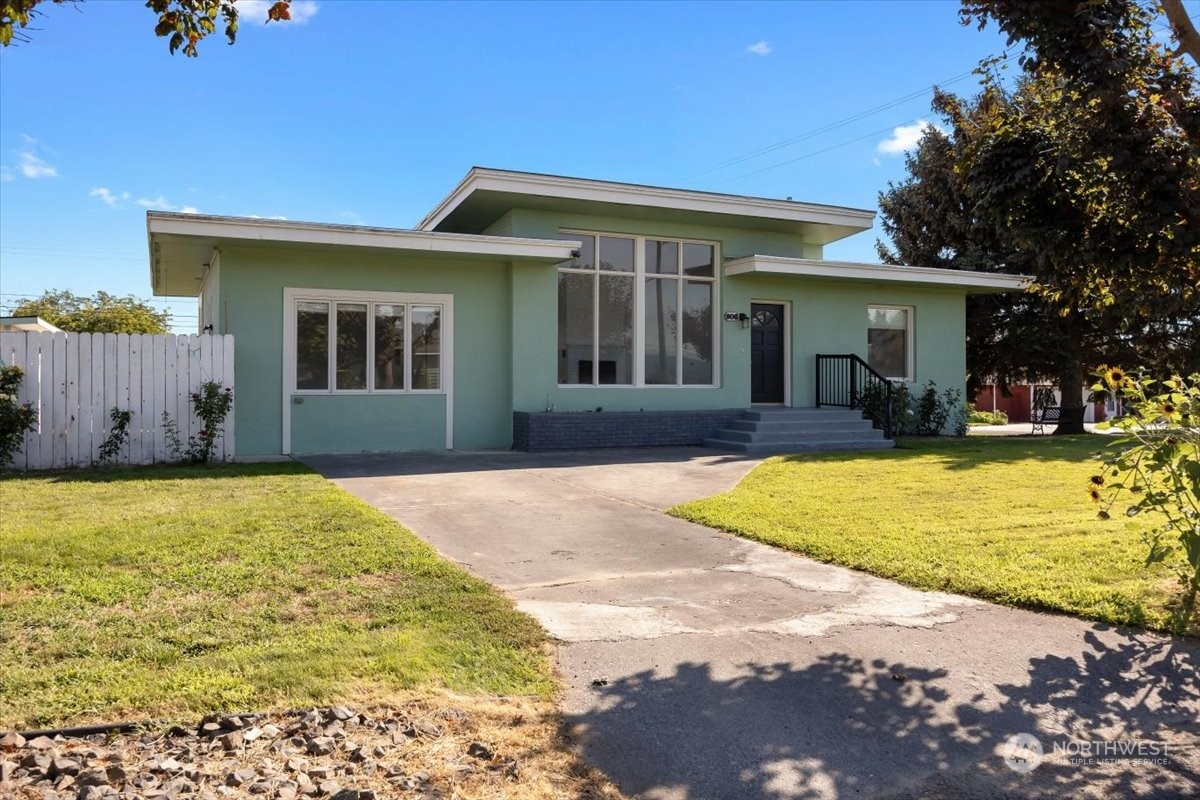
[724,255,1030,293]
[417,167,876,245]
[147,212,578,296]
[0,316,63,333]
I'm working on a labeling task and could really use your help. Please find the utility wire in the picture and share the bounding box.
[698,20,1173,188]
[679,47,1015,183]
[713,121,925,187]
[680,69,980,182]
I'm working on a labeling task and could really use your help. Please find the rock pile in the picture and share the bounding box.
[1,705,520,800]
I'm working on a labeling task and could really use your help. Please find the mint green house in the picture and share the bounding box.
[147,168,1023,457]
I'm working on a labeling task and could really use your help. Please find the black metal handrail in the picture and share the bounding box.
[815,354,896,438]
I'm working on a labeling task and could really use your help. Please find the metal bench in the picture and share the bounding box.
[1032,406,1061,434]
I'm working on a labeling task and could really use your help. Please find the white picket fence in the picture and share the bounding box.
[0,332,235,469]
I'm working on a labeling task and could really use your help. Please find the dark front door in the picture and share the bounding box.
[751,303,785,403]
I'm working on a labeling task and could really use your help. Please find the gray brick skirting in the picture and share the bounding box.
[513,409,743,451]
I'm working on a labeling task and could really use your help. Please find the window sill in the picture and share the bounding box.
[291,390,447,396]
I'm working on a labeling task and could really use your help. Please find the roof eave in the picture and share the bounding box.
[724,255,1031,293]
[416,167,877,234]
[147,211,578,297]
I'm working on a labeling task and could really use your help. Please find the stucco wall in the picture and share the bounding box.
[198,254,221,334]
[212,219,970,455]
[216,245,513,456]
[729,276,968,409]
[503,208,968,416]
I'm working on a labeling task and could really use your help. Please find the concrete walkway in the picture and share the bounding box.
[306,448,1199,800]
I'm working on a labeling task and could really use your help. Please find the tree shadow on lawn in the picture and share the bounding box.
[569,630,1199,800]
[778,434,1119,472]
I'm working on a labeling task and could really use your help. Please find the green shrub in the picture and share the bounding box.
[859,380,908,436]
[0,365,37,467]
[97,408,133,464]
[967,406,1009,425]
[162,381,234,464]
[909,381,965,436]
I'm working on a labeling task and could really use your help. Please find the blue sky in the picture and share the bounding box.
[0,0,1103,331]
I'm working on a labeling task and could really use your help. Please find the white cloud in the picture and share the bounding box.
[136,195,199,213]
[89,187,131,207]
[338,210,363,225]
[875,120,941,158]
[245,213,287,220]
[746,40,772,56]
[237,0,319,25]
[14,135,57,179]
[137,195,170,209]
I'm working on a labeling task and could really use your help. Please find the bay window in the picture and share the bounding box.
[558,231,717,386]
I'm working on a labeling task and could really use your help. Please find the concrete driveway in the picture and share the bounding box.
[306,448,1199,800]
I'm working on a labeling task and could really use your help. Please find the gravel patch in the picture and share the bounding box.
[1,700,625,800]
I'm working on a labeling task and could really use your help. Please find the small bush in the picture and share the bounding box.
[162,381,234,464]
[97,408,133,464]
[0,365,37,467]
[913,381,964,435]
[968,406,1009,426]
[861,381,964,436]
[860,380,910,435]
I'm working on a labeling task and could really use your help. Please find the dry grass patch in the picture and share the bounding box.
[3,694,628,799]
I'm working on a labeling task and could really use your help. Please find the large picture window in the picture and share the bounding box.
[558,232,717,386]
[293,295,443,393]
[867,305,912,380]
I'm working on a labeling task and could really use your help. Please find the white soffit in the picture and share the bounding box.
[418,167,876,241]
[724,255,1030,292]
[147,212,578,296]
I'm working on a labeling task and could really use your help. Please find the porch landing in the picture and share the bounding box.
[703,407,894,454]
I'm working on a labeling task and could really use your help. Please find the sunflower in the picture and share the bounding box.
[1088,486,1103,502]
[1160,401,1180,421]
[1104,366,1129,390]
[1089,475,1104,486]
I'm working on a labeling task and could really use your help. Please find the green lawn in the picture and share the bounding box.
[0,464,551,730]
[671,436,1188,634]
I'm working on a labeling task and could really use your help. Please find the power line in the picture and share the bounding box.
[0,242,143,257]
[694,20,1174,188]
[712,121,927,188]
[679,43,1020,183]
[1,250,144,264]
[680,70,982,182]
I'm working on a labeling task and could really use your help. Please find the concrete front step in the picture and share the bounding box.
[726,419,879,434]
[715,427,886,444]
[742,407,862,422]
[704,406,892,454]
[702,437,896,454]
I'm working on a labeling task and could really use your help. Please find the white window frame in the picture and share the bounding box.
[282,287,454,453]
[557,230,721,389]
[866,303,914,382]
